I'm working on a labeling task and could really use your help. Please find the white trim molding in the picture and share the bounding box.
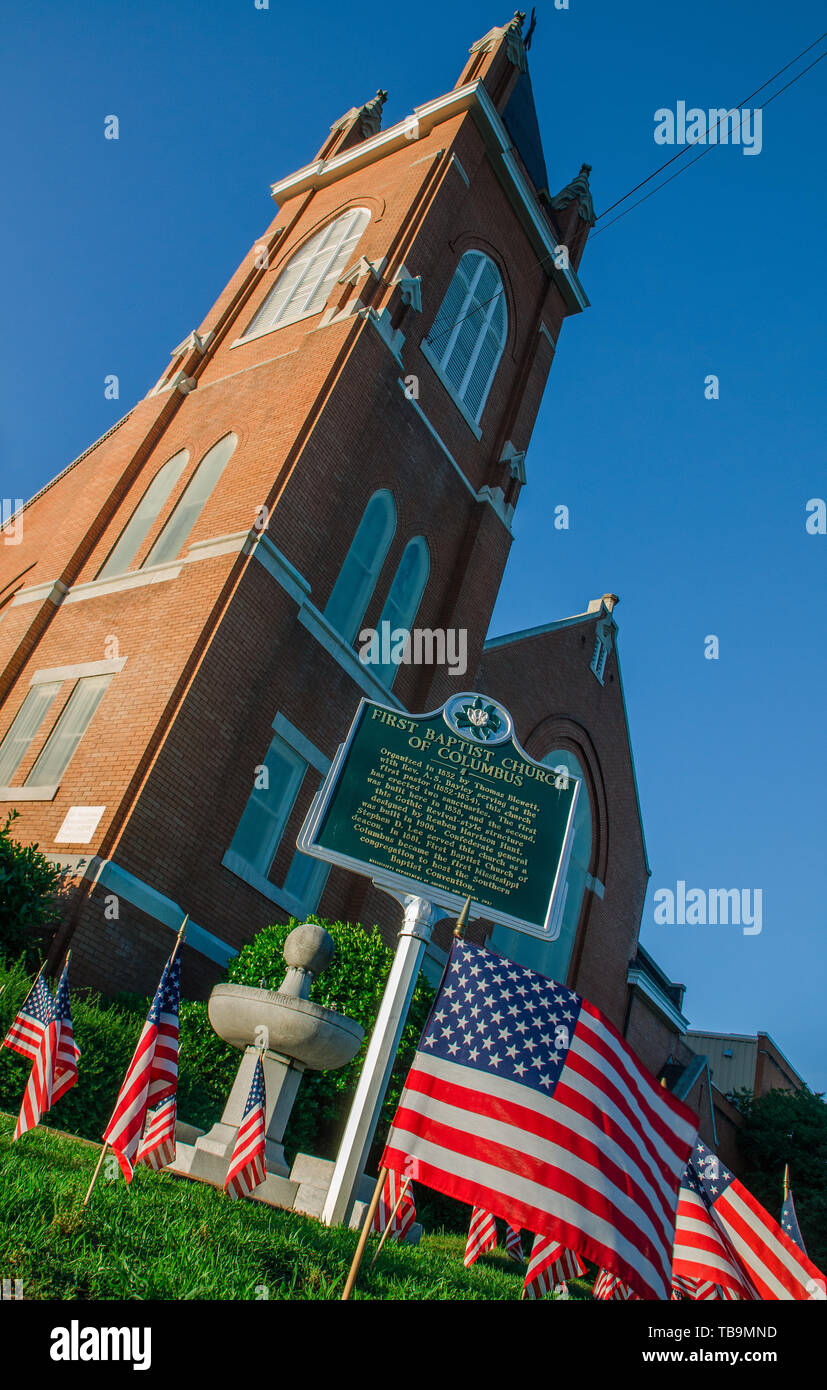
[90,858,236,966]
[10,579,69,609]
[0,784,59,802]
[269,80,589,314]
[627,964,689,1035]
[221,850,306,919]
[272,711,331,776]
[30,656,127,685]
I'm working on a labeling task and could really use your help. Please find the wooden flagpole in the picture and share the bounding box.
[341,1165,388,1300]
[83,915,188,1208]
[369,1174,412,1268]
[783,1163,790,1202]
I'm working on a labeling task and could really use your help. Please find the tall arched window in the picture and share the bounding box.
[489,748,593,982]
[374,536,430,687]
[241,207,371,339]
[96,450,189,579]
[143,433,237,568]
[324,490,396,644]
[422,250,508,423]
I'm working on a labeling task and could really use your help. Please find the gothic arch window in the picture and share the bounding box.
[422,250,508,424]
[143,433,238,568]
[324,489,396,644]
[96,450,189,579]
[489,747,593,983]
[373,535,430,687]
[241,207,371,339]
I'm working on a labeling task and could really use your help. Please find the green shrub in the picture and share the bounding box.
[0,958,145,1141]
[0,810,64,968]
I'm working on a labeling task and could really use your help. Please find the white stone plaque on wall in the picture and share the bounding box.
[55,806,106,844]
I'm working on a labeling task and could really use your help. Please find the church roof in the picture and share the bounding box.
[502,70,549,194]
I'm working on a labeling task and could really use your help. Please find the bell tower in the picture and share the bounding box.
[0,15,595,995]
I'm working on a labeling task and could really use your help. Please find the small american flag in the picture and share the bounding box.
[371,1170,416,1243]
[672,1154,754,1299]
[225,1055,266,1200]
[689,1139,824,1301]
[135,1096,177,1171]
[780,1182,807,1254]
[523,1235,585,1299]
[505,1225,524,1263]
[382,939,697,1299]
[593,1268,639,1301]
[102,953,180,1181]
[13,960,79,1140]
[2,974,54,1062]
[464,1208,497,1267]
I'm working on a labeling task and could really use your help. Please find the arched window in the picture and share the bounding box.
[374,536,430,687]
[423,250,508,423]
[143,433,237,568]
[324,489,396,644]
[96,450,189,579]
[241,207,371,339]
[489,748,593,982]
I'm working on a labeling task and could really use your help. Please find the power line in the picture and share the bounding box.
[595,30,826,221]
[591,49,826,239]
[409,33,827,345]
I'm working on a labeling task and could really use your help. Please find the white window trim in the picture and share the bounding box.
[0,783,59,803]
[223,714,332,916]
[420,338,483,439]
[230,303,324,349]
[221,849,309,919]
[30,657,127,685]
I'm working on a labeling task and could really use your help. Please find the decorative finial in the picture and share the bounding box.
[548,163,596,226]
[359,89,388,138]
[454,896,472,939]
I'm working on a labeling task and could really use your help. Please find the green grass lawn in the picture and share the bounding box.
[0,1113,593,1300]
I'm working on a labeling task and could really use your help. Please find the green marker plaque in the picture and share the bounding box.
[297,693,579,939]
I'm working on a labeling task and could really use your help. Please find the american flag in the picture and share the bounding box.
[688,1139,825,1301]
[593,1268,639,1301]
[672,1154,754,1300]
[523,1235,585,1299]
[505,1225,524,1263]
[381,939,697,1300]
[2,974,54,1061]
[224,1055,267,1200]
[371,1170,417,1243]
[13,960,79,1140]
[780,1180,807,1254]
[135,1096,177,1171]
[464,1207,497,1267]
[102,954,180,1181]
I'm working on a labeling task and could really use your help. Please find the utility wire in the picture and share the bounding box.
[414,33,827,346]
[591,49,826,239]
[596,31,826,221]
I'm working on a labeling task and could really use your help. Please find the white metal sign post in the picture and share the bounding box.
[321,894,436,1228]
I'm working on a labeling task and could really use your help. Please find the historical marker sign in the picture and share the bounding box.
[298,693,579,940]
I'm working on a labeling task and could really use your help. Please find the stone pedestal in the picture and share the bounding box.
[167,1044,305,1203]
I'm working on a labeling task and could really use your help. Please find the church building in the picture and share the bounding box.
[0,15,783,1169]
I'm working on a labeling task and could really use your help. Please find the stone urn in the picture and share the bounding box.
[170,923,363,1202]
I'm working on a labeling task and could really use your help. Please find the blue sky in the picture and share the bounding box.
[1,2,824,1091]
